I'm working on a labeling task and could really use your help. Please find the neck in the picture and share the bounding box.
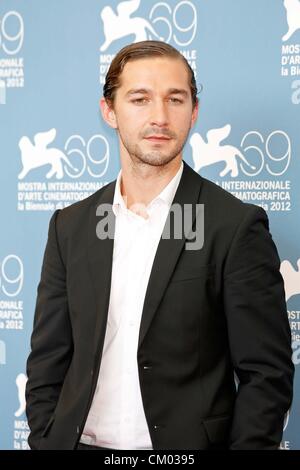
[119,156,182,210]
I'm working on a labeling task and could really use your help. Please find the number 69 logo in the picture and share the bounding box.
[149,1,197,46]
[240,130,291,177]
[0,255,23,297]
[64,134,110,178]
[0,11,24,55]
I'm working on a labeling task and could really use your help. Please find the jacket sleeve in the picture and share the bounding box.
[25,209,73,450]
[223,205,294,449]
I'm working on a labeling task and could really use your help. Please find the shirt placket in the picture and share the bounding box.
[119,215,146,448]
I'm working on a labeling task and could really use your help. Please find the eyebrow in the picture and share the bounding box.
[125,88,189,97]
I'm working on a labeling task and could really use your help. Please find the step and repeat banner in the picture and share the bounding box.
[0,0,299,450]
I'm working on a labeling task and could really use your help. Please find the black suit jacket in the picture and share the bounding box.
[25,161,294,450]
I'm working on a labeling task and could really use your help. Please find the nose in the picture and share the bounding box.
[149,100,169,127]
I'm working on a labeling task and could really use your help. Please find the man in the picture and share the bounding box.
[25,41,294,450]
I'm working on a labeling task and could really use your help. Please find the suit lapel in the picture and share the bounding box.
[138,162,203,349]
[87,180,116,354]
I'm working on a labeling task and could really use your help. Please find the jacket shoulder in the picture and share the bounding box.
[59,179,114,214]
[200,175,262,216]
[198,175,268,238]
[51,180,115,239]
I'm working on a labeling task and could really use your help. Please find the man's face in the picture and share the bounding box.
[103,57,198,168]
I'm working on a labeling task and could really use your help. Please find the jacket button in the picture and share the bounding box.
[143,365,152,370]
[154,425,160,430]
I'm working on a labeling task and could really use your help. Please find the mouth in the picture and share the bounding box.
[144,136,171,142]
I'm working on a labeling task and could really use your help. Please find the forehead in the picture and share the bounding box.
[118,57,190,91]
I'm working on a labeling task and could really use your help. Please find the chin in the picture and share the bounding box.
[137,152,179,167]
[140,158,174,167]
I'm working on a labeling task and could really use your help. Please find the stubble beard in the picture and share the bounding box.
[132,146,180,167]
[120,133,189,169]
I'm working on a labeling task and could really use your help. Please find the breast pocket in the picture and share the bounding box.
[170,264,215,283]
[157,263,217,355]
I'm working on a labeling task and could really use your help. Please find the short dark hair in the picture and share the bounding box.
[103,40,198,109]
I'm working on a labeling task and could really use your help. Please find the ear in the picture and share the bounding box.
[100,97,118,129]
[191,99,199,128]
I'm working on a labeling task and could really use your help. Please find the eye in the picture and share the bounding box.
[131,98,148,105]
[169,97,183,104]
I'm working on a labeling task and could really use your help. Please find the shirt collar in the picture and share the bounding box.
[112,161,183,216]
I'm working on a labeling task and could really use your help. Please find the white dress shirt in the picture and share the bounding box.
[80,162,183,449]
